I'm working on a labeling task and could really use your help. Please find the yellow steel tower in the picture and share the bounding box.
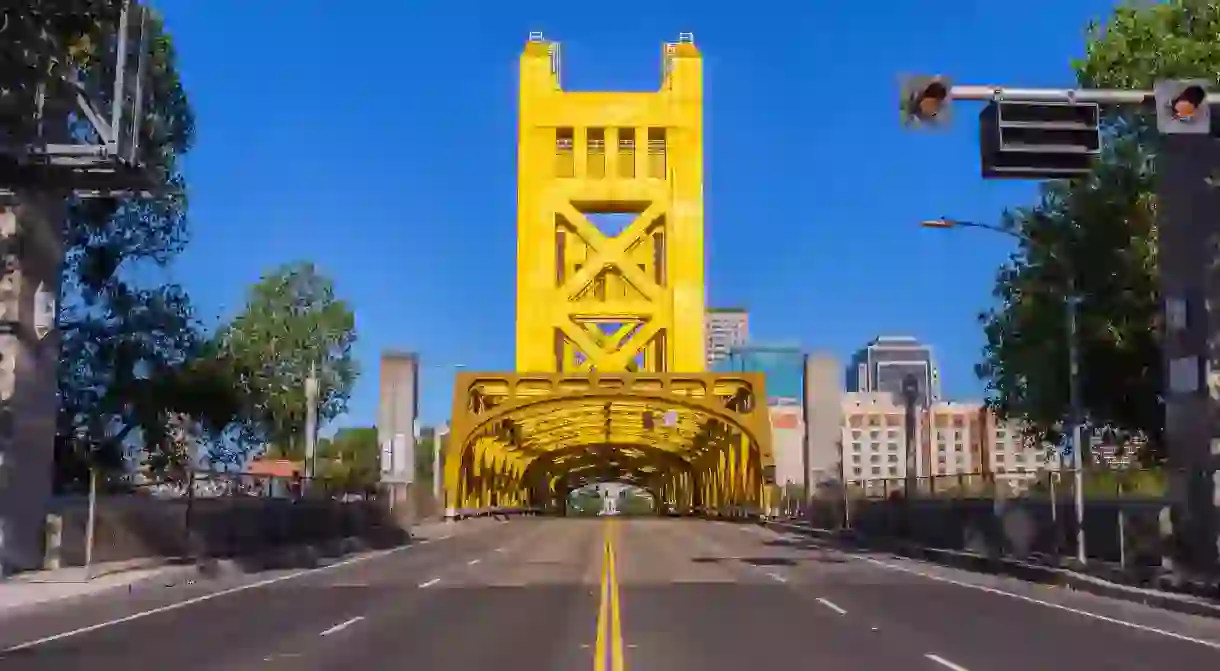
[516,33,705,374]
[441,33,776,519]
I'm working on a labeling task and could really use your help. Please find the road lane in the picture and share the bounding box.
[697,520,1220,670]
[615,518,933,669]
[0,519,529,670]
[268,516,605,670]
[3,516,1219,670]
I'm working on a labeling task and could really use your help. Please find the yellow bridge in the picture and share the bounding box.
[442,33,775,518]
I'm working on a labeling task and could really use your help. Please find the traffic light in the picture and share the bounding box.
[1155,80,1211,135]
[979,100,1100,179]
[900,75,953,127]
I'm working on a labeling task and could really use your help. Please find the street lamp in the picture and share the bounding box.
[921,217,1088,565]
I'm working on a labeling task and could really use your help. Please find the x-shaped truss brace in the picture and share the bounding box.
[554,201,667,370]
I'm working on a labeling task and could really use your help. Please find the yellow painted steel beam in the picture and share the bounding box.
[444,371,774,514]
[516,36,705,374]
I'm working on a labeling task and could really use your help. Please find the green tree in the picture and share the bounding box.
[977,0,1220,462]
[217,262,359,453]
[32,5,208,489]
[317,426,381,493]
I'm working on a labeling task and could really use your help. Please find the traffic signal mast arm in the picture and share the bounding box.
[947,85,1155,106]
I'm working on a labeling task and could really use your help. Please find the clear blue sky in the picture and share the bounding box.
[156,0,1119,430]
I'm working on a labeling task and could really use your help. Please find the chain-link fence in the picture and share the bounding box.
[802,467,1175,573]
[43,469,407,571]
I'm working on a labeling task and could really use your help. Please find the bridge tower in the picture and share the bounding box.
[442,34,774,520]
[516,33,705,374]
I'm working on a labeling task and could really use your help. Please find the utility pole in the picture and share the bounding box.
[434,423,448,513]
[304,361,319,491]
[901,76,1220,574]
[1065,281,1087,564]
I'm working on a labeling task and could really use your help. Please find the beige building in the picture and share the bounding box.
[840,392,1060,482]
[841,392,913,481]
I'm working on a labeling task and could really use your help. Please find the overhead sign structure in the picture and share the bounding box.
[897,74,1220,571]
[979,100,1101,179]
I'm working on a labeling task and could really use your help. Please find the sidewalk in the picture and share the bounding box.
[0,560,197,613]
[768,519,1220,620]
[0,515,506,614]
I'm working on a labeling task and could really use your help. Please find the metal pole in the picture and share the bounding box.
[1066,283,1087,565]
[304,361,318,490]
[84,465,98,580]
[433,424,447,512]
[947,84,1154,106]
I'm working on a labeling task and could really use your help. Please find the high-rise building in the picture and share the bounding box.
[713,343,804,488]
[714,343,803,403]
[846,335,941,407]
[704,308,749,367]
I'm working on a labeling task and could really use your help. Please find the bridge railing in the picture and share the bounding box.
[446,506,544,520]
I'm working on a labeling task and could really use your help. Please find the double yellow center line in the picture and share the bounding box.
[594,518,624,671]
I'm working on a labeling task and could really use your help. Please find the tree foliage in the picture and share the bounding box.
[216,262,359,454]
[317,427,380,493]
[21,4,218,489]
[977,0,1220,463]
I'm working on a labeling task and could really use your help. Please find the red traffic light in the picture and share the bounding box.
[915,80,949,120]
[1171,85,1207,121]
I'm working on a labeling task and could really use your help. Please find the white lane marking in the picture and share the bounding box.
[467,558,481,566]
[2,535,452,653]
[925,653,970,671]
[817,597,847,615]
[859,556,1220,651]
[319,616,365,637]
[765,571,787,583]
[419,578,441,588]
[495,547,506,553]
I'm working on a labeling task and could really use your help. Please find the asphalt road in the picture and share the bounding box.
[1,517,1219,670]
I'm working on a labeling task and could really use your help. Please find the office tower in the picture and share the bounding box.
[846,335,941,407]
[713,342,804,487]
[704,308,749,367]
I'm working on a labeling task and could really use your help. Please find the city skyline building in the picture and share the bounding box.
[713,342,805,488]
[704,308,749,367]
[846,335,941,407]
[713,342,803,403]
[840,391,1061,484]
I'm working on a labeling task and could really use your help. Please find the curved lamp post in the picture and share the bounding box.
[921,217,1087,565]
